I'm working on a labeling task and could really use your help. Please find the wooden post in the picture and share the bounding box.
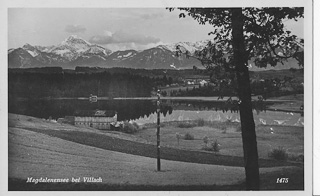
[156,89,161,171]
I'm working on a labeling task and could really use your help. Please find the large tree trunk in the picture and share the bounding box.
[231,8,260,190]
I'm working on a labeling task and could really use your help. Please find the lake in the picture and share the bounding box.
[8,98,304,127]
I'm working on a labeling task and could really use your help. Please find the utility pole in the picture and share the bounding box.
[156,89,161,171]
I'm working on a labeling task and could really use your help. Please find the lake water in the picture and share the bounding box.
[8,98,304,127]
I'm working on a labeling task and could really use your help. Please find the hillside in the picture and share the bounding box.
[8,113,303,190]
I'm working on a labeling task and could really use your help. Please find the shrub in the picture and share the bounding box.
[184,133,195,140]
[212,139,220,152]
[196,118,205,127]
[203,136,209,144]
[121,122,139,134]
[268,146,288,161]
[202,139,220,152]
[177,122,195,128]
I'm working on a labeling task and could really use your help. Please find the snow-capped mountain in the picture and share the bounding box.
[107,50,138,61]
[8,35,208,69]
[8,35,300,70]
[48,35,112,61]
[160,40,210,55]
[8,35,114,68]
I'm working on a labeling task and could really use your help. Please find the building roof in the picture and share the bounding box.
[73,109,116,117]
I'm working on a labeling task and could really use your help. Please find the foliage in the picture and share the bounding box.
[202,139,220,152]
[268,146,288,161]
[203,136,209,144]
[121,122,139,134]
[177,121,195,128]
[170,8,303,65]
[8,71,156,98]
[184,133,195,140]
[212,139,220,152]
[168,7,304,190]
[168,8,304,93]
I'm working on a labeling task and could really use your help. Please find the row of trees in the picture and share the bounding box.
[9,72,159,98]
[9,98,173,121]
[168,76,303,97]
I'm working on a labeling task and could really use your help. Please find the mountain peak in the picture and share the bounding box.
[62,35,91,46]
[66,35,80,41]
[22,43,35,49]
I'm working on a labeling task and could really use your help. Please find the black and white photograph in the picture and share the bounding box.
[0,0,314,195]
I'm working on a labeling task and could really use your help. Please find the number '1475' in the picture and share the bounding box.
[277,178,289,183]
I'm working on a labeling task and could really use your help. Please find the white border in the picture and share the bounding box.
[313,0,320,195]
[0,0,314,196]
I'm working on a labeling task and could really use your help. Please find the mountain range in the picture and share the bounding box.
[8,35,300,70]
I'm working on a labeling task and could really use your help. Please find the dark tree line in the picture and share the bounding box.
[8,71,160,98]
[9,98,173,121]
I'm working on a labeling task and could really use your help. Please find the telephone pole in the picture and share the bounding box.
[156,89,161,171]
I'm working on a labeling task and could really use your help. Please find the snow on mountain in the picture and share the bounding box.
[8,36,301,70]
[22,43,41,57]
[8,37,208,69]
[8,48,15,54]
[160,40,211,54]
[108,50,138,61]
[83,44,112,56]
[48,35,87,60]
[35,45,55,52]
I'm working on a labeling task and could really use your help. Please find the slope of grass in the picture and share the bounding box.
[9,166,303,191]
[24,127,302,168]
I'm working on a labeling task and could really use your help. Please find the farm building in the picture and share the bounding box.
[64,110,117,130]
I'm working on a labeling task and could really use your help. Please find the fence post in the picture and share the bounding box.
[156,89,161,171]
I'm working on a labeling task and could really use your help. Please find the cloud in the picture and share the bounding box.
[65,25,86,33]
[89,30,160,45]
[106,41,165,51]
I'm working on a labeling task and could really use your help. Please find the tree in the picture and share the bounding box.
[168,7,304,190]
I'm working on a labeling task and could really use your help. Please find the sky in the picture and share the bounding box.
[8,8,304,51]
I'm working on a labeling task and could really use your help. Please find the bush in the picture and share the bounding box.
[177,122,195,128]
[184,133,195,140]
[212,139,220,152]
[268,146,288,161]
[203,136,209,144]
[202,139,220,152]
[121,122,139,134]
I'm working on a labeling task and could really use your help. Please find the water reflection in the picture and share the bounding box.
[8,98,303,126]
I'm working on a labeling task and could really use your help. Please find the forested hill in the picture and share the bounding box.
[8,71,156,98]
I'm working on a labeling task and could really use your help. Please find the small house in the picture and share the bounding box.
[66,110,117,130]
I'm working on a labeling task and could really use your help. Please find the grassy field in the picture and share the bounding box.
[8,114,304,190]
[9,165,304,191]
[138,120,303,161]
